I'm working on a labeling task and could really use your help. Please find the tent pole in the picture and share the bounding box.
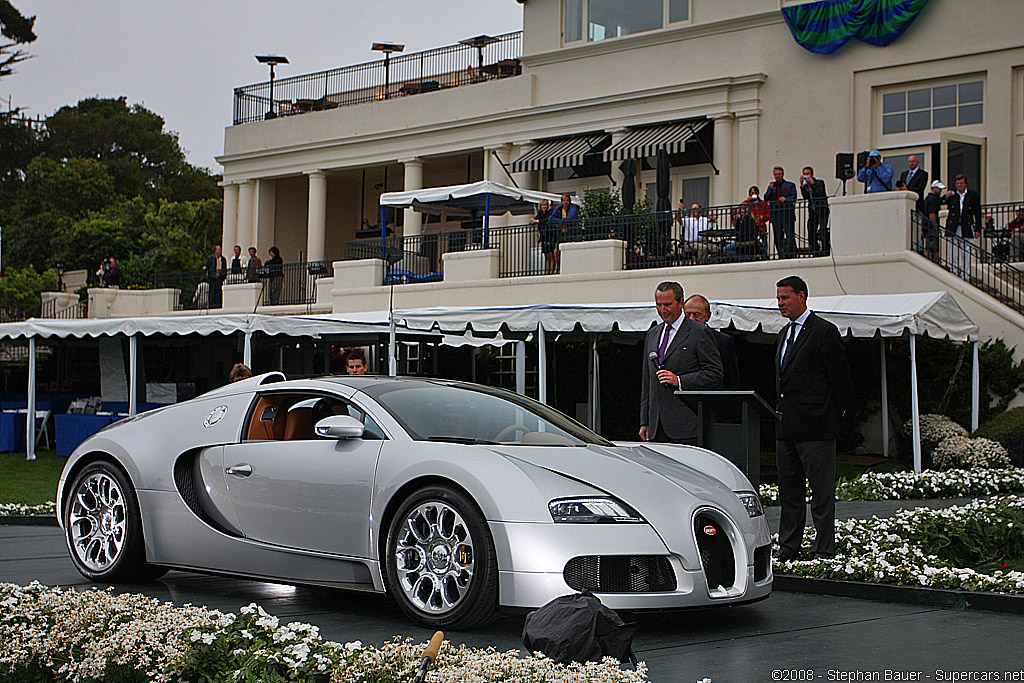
[910,335,922,473]
[587,335,595,428]
[243,331,253,367]
[128,334,138,417]
[26,337,36,460]
[880,338,889,457]
[971,340,980,432]
[537,323,547,404]
[515,341,526,395]
[591,335,601,432]
[388,317,397,377]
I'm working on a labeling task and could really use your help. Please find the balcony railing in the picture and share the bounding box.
[233,31,522,125]
[342,199,833,284]
[911,211,1023,315]
[40,299,87,319]
[152,261,331,310]
[978,201,1024,263]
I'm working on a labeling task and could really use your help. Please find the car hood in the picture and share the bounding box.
[494,443,753,548]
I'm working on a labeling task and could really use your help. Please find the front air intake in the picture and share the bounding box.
[693,513,734,592]
[564,555,676,592]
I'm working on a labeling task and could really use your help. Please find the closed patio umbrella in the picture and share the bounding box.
[655,148,671,213]
[619,159,636,214]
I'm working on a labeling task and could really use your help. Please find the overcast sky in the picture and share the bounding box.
[7,1,524,173]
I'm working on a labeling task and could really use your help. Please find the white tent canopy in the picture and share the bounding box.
[379,180,571,218]
[396,292,979,340]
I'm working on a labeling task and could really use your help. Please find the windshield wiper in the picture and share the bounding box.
[425,435,499,445]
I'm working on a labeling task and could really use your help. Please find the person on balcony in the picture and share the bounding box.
[741,185,770,254]
[530,198,557,274]
[944,174,981,281]
[921,181,947,263]
[548,194,581,245]
[1006,207,1024,260]
[204,245,227,308]
[246,246,262,283]
[193,276,210,310]
[857,150,893,194]
[265,246,284,305]
[898,154,928,213]
[228,245,244,283]
[765,167,797,258]
[723,204,761,261]
[676,202,713,262]
[800,166,829,254]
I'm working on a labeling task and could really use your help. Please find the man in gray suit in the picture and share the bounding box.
[640,281,724,444]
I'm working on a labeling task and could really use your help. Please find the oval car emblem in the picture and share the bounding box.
[703,525,717,536]
[204,405,228,428]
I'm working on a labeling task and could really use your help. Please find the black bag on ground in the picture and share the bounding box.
[522,590,637,666]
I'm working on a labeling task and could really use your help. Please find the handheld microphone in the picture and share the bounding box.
[648,351,662,370]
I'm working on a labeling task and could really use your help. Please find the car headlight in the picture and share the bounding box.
[735,491,764,518]
[548,497,644,523]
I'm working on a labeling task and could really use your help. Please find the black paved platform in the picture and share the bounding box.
[3,525,1023,682]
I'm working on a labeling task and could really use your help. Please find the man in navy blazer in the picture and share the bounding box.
[548,193,582,242]
[944,174,982,280]
[764,166,797,258]
[640,282,724,444]
[774,275,850,561]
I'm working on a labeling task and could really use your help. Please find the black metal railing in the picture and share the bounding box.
[39,299,87,319]
[153,261,332,310]
[233,32,522,125]
[911,211,1023,315]
[979,201,1024,262]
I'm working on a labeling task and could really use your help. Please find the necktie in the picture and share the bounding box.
[658,323,672,363]
[781,322,797,369]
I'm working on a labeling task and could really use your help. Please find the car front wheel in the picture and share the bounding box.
[65,462,165,582]
[385,485,498,628]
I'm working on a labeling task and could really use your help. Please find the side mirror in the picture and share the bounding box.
[314,415,365,439]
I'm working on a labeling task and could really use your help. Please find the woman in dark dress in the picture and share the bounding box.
[265,246,284,305]
[530,199,557,274]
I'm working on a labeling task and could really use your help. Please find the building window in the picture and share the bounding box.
[564,0,689,43]
[882,80,983,135]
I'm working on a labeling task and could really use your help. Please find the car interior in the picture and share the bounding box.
[245,394,378,441]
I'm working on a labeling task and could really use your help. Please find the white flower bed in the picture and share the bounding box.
[0,582,648,683]
[777,496,1024,593]
[0,501,56,516]
[758,467,1024,506]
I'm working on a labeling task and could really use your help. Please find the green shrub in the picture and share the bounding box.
[973,406,1024,445]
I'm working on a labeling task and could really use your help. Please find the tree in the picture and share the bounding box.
[0,267,57,318]
[43,97,219,202]
[0,0,35,80]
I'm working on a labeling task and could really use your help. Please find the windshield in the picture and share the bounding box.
[361,381,612,446]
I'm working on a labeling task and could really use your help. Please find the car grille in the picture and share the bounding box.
[693,513,734,591]
[754,544,771,582]
[564,555,676,593]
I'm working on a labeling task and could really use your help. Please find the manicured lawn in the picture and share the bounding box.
[0,451,65,505]
[837,458,909,481]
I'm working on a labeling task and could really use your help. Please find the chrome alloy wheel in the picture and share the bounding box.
[393,502,475,614]
[68,471,128,572]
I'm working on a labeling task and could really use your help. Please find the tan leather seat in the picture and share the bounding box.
[282,406,314,441]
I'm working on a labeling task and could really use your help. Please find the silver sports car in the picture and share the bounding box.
[57,373,772,628]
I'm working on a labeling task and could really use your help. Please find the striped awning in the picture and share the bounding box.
[602,119,709,162]
[510,133,610,173]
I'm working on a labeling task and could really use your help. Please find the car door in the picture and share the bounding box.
[221,393,385,558]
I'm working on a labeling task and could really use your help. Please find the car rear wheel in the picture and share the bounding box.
[385,485,498,628]
[65,462,166,582]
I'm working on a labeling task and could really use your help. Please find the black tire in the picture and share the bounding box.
[64,462,166,582]
[384,485,498,629]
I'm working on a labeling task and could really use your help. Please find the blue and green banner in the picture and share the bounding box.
[782,0,929,55]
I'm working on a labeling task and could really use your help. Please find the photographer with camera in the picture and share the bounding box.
[856,150,893,194]
[95,256,122,288]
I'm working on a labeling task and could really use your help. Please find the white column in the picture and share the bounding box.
[26,337,36,460]
[971,341,980,432]
[401,158,424,237]
[243,331,253,367]
[880,338,889,457]
[736,111,761,200]
[910,335,922,473]
[537,324,548,404]
[306,171,328,262]
[515,340,526,395]
[221,182,239,253]
[254,178,277,253]
[128,334,138,417]
[236,180,256,253]
[608,128,630,192]
[710,113,735,207]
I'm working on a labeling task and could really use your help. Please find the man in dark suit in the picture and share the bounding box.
[799,166,830,255]
[683,294,739,390]
[764,166,797,258]
[898,154,928,214]
[203,245,227,309]
[774,276,850,561]
[640,281,724,444]
[944,174,982,280]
